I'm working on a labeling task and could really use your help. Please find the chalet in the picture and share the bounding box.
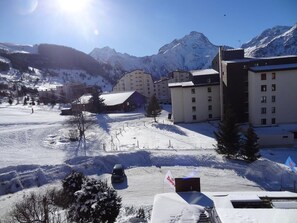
[101,91,145,112]
[71,91,145,113]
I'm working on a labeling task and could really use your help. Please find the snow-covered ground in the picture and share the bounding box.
[0,103,297,221]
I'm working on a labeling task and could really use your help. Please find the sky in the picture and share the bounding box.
[0,0,296,57]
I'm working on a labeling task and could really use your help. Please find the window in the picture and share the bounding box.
[192,97,196,103]
[192,115,197,121]
[272,107,276,114]
[191,88,195,94]
[272,95,276,103]
[272,73,276,80]
[261,73,266,80]
[261,107,266,114]
[261,119,267,125]
[261,85,267,92]
[207,87,212,92]
[208,96,212,102]
[272,84,276,91]
[208,105,212,111]
[192,106,196,112]
[261,96,267,103]
[272,118,276,124]
[209,114,213,119]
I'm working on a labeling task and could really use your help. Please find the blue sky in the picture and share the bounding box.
[0,0,296,57]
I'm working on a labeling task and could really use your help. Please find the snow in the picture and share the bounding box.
[151,191,297,222]
[0,103,297,221]
[191,69,219,76]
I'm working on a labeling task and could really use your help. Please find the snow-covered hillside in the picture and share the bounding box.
[90,32,220,79]
[242,24,297,57]
[0,104,297,221]
[0,67,112,92]
[0,42,38,54]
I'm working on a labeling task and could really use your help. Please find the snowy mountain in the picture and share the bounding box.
[90,32,220,79]
[242,24,297,57]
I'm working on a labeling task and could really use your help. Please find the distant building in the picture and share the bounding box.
[169,69,220,123]
[39,83,96,104]
[154,77,171,104]
[112,70,155,99]
[72,91,145,113]
[168,70,191,83]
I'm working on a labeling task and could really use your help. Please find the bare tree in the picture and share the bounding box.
[5,189,65,223]
[67,112,96,156]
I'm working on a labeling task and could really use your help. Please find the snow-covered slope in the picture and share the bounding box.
[0,43,38,54]
[90,32,220,79]
[0,67,112,92]
[242,24,297,57]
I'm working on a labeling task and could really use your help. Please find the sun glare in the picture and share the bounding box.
[58,0,88,13]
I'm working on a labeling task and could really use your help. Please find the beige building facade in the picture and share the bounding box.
[169,69,221,123]
[248,64,297,126]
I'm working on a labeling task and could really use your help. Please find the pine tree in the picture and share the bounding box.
[89,90,105,113]
[68,178,121,223]
[214,105,241,158]
[62,171,86,206]
[241,123,260,162]
[146,95,161,122]
[8,97,13,105]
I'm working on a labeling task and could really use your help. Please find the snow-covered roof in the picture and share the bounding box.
[101,91,136,106]
[168,81,194,88]
[249,63,297,72]
[190,69,219,76]
[151,191,297,223]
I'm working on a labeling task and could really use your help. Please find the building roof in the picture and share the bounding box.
[101,91,136,106]
[190,69,219,76]
[249,63,297,72]
[151,191,297,223]
[76,91,138,106]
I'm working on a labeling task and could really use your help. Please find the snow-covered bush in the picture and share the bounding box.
[68,178,121,223]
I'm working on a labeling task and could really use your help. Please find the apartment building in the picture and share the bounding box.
[112,70,154,99]
[213,48,297,124]
[169,69,220,123]
[168,70,190,83]
[248,63,297,126]
[154,77,171,104]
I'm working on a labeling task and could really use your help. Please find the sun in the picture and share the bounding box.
[57,0,88,13]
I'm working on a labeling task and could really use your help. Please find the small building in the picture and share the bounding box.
[101,91,145,112]
[71,91,145,113]
[151,191,297,223]
[169,69,221,123]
